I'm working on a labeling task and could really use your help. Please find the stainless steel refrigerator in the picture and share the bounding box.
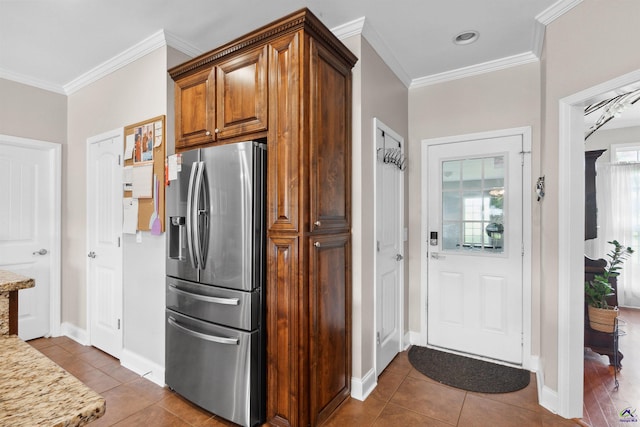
[165,140,266,427]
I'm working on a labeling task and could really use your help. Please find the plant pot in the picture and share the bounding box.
[587,305,619,333]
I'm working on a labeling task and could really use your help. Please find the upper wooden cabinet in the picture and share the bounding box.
[216,46,268,139]
[172,47,268,149]
[174,67,215,149]
[169,9,357,427]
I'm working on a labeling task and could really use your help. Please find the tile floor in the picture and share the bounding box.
[28,335,586,427]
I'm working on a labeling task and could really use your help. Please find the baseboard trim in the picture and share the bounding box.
[536,362,559,415]
[60,322,89,345]
[403,332,412,350]
[120,349,165,387]
[351,367,376,401]
[408,330,422,347]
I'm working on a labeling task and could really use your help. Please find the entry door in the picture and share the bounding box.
[375,122,404,375]
[0,142,53,340]
[427,134,523,364]
[87,130,123,358]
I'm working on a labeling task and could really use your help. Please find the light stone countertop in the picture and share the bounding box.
[0,269,35,292]
[0,335,106,426]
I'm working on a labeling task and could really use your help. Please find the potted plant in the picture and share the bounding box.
[585,240,634,333]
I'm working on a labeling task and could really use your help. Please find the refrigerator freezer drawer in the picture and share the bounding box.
[166,277,259,331]
[165,310,261,427]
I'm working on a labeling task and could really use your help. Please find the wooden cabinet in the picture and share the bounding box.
[585,150,606,240]
[216,46,268,139]
[174,67,215,149]
[169,9,357,427]
[173,48,268,149]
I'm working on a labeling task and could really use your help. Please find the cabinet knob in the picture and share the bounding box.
[314,221,321,227]
[214,128,219,134]
[205,131,211,136]
[314,242,321,248]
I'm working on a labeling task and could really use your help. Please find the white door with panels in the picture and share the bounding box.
[0,139,58,340]
[87,130,123,358]
[375,119,404,375]
[426,134,524,364]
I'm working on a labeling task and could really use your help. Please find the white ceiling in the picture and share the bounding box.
[0,0,578,95]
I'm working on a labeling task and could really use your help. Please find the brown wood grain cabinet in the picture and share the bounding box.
[174,67,215,149]
[216,46,268,139]
[169,8,357,427]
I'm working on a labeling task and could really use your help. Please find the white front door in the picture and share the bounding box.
[426,134,524,364]
[87,130,123,358]
[375,120,404,375]
[0,140,57,340]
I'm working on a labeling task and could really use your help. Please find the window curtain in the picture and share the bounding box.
[586,162,640,307]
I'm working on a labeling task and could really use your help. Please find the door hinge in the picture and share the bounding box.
[377,241,380,252]
[118,155,121,166]
[118,319,121,330]
[117,237,121,248]
[376,332,380,345]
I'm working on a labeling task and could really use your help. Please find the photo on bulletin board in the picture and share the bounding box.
[134,123,154,163]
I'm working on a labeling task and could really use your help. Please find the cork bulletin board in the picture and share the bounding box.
[123,115,165,233]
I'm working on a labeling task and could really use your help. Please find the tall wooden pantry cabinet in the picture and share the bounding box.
[169,9,357,427]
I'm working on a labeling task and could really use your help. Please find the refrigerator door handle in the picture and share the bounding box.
[168,283,240,305]
[186,162,199,269]
[168,316,239,345]
[193,161,206,269]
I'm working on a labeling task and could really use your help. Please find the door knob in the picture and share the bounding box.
[395,253,403,261]
[87,251,97,258]
[33,248,48,255]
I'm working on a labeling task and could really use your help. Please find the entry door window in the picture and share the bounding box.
[442,155,505,253]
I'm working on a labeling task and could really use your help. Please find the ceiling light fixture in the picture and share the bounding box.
[453,30,479,45]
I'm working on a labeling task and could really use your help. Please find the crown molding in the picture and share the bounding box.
[532,20,546,58]
[0,67,66,95]
[63,30,167,95]
[331,16,412,88]
[536,0,583,25]
[331,16,365,40]
[410,51,539,88]
[164,30,203,58]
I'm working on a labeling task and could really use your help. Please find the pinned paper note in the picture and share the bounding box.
[123,198,139,234]
[154,120,163,148]
[132,163,153,198]
[124,134,135,160]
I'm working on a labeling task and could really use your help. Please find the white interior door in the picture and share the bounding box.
[375,120,404,375]
[0,140,56,340]
[427,134,524,364]
[87,130,123,358]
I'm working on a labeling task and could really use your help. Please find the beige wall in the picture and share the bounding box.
[66,47,171,367]
[541,0,640,390]
[408,63,542,360]
[0,78,67,143]
[344,34,409,382]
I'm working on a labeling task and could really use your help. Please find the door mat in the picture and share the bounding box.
[408,346,530,393]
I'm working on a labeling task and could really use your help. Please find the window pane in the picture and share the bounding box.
[442,160,461,190]
[462,158,483,190]
[443,192,461,221]
[440,155,505,254]
[443,222,461,250]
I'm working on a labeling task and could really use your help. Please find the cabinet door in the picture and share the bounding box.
[308,39,352,232]
[216,46,268,139]
[267,33,301,233]
[309,233,351,426]
[174,68,215,149]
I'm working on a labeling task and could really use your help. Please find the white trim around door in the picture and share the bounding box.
[420,127,532,369]
[557,68,640,419]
